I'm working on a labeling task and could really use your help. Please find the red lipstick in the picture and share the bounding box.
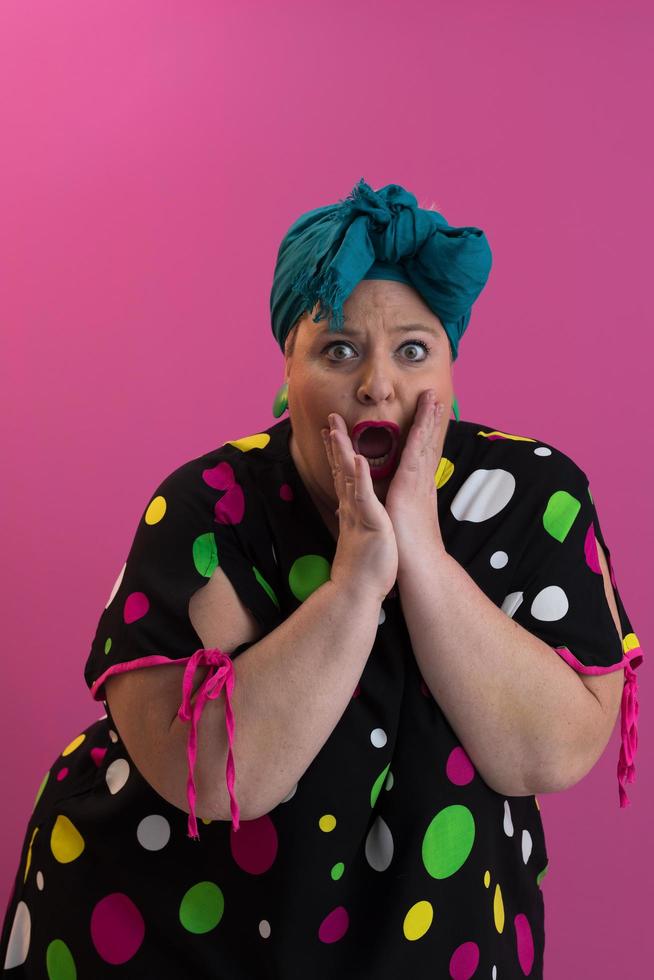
[350,420,400,479]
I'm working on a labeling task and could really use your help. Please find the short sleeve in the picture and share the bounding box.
[84,451,284,837]
[505,454,643,807]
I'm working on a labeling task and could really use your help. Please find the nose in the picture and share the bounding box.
[356,356,395,404]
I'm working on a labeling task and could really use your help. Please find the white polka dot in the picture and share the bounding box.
[534,446,552,456]
[106,758,130,794]
[259,920,271,939]
[280,783,297,803]
[501,591,524,618]
[3,901,31,969]
[36,871,44,891]
[531,585,569,622]
[522,828,533,863]
[450,469,516,523]
[105,562,126,608]
[108,729,118,743]
[492,967,497,980]
[490,551,508,569]
[371,728,387,748]
[503,800,514,837]
[136,815,171,851]
[385,770,394,791]
[365,815,394,871]
[378,607,386,626]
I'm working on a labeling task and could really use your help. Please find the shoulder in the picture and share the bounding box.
[447,419,589,489]
[135,421,289,538]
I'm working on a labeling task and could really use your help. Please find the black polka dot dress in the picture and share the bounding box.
[1,416,643,979]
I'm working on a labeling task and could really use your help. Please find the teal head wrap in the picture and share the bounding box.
[270,178,493,361]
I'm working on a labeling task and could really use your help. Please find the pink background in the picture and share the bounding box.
[1,1,651,974]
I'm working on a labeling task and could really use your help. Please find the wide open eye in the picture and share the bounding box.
[322,339,431,361]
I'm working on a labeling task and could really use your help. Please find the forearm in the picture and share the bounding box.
[397,543,605,796]
[168,580,382,821]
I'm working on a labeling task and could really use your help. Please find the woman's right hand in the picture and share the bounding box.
[321,417,398,602]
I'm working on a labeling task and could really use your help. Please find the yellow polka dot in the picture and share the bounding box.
[435,457,454,489]
[493,882,505,933]
[225,433,271,452]
[201,819,212,825]
[477,429,536,442]
[403,900,434,940]
[23,827,39,883]
[319,814,336,832]
[51,815,85,863]
[61,734,86,757]
[623,632,640,653]
[483,870,491,888]
[145,495,167,525]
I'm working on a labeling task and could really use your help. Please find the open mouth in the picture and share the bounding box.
[352,421,400,477]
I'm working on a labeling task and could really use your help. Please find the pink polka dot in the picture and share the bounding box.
[90,747,107,767]
[514,913,535,975]
[584,523,601,573]
[279,483,294,501]
[318,905,349,944]
[56,768,69,781]
[123,592,149,624]
[230,815,278,874]
[202,461,235,490]
[449,940,480,979]
[91,893,145,965]
[214,484,245,525]
[446,747,475,786]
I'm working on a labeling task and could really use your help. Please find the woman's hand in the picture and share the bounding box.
[321,417,398,602]
[384,390,446,561]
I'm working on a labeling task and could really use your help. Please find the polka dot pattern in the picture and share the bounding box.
[8,417,637,977]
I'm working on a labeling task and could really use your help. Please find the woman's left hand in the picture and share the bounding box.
[384,389,447,561]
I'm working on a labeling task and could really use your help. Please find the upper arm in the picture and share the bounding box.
[577,539,624,724]
[105,565,264,796]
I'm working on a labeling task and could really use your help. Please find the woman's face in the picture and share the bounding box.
[284,279,454,514]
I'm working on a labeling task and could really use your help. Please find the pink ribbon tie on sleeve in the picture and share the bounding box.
[617,660,639,808]
[177,648,240,839]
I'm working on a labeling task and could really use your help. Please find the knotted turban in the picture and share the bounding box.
[270,178,493,361]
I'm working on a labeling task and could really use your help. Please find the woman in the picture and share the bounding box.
[1,179,643,978]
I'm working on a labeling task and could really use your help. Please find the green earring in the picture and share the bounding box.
[272,381,289,418]
[452,394,460,422]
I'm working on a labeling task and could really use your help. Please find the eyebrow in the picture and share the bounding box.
[317,322,441,338]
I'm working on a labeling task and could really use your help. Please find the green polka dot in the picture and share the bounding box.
[288,555,331,602]
[192,533,219,578]
[253,566,279,608]
[179,881,224,934]
[331,862,345,881]
[33,770,50,811]
[370,763,391,808]
[542,490,581,542]
[104,637,112,655]
[536,863,549,886]
[422,805,475,879]
[46,939,77,980]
